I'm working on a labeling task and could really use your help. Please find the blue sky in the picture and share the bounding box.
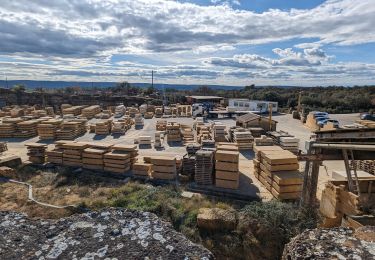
[0,0,375,86]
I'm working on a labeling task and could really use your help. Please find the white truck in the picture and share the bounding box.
[192,103,205,118]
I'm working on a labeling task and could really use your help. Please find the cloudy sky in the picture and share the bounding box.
[1,0,375,86]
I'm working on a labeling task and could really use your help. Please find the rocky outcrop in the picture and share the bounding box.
[282,226,375,260]
[0,208,213,259]
[197,208,237,231]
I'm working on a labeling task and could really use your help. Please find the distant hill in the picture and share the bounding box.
[0,80,244,91]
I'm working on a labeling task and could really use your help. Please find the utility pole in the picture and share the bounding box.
[5,75,9,89]
[151,70,154,89]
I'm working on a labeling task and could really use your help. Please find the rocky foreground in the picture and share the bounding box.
[283,226,375,259]
[0,208,213,259]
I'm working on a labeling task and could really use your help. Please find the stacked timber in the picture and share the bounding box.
[10,108,24,117]
[248,127,264,138]
[37,119,63,140]
[111,121,126,135]
[254,135,274,146]
[215,150,239,189]
[166,122,181,142]
[233,130,253,150]
[134,114,144,127]
[254,146,302,200]
[195,150,214,185]
[279,137,299,154]
[164,107,171,116]
[201,139,216,150]
[216,142,239,152]
[0,118,22,138]
[56,120,87,140]
[132,161,152,177]
[62,106,84,116]
[154,131,164,148]
[197,125,212,144]
[128,107,139,118]
[138,136,152,146]
[305,112,321,131]
[212,122,227,142]
[156,120,167,131]
[95,119,112,135]
[32,110,47,118]
[181,125,194,144]
[81,105,101,119]
[155,107,163,118]
[82,143,112,170]
[104,145,138,173]
[150,156,177,180]
[146,105,155,113]
[356,120,375,128]
[61,142,88,167]
[144,112,154,119]
[139,104,148,115]
[45,107,54,116]
[351,160,375,175]
[25,143,47,164]
[14,120,39,138]
[46,147,64,164]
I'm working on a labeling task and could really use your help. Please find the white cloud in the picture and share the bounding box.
[0,0,374,86]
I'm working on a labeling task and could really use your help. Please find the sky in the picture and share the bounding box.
[0,0,375,87]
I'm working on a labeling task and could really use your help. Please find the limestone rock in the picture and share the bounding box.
[282,226,375,259]
[0,208,213,259]
[197,207,237,231]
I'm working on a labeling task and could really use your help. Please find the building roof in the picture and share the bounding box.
[236,112,278,123]
[236,113,260,123]
[187,95,223,100]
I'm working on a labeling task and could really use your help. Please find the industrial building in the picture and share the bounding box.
[227,99,278,113]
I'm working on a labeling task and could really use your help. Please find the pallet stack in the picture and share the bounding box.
[144,112,154,119]
[279,137,299,154]
[32,110,47,118]
[253,146,302,200]
[82,143,112,170]
[186,143,201,155]
[166,122,181,142]
[181,125,194,144]
[82,105,101,119]
[62,106,84,116]
[139,104,148,115]
[155,107,163,118]
[104,145,138,173]
[212,122,227,142]
[197,125,212,144]
[156,120,167,131]
[150,156,177,180]
[154,131,164,148]
[215,150,239,189]
[128,107,139,118]
[37,119,63,140]
[0,142,7,153]
[195,150,214,185]
[56,120,87,140]
[45,145,64,164]
[61,142,88,167]
[0,118,22,138]
[132,161,152,177]
[111,121,126,135]
[14,120,39,138]
[249,127,264,138]
[25,143,47,164]
[182,154,196,180]
[95,120,112,135]
[134,114,144,127]
[232,129,253,150]
[351,160,375,175]
[254,135,274,146]
[138,136,152,146]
